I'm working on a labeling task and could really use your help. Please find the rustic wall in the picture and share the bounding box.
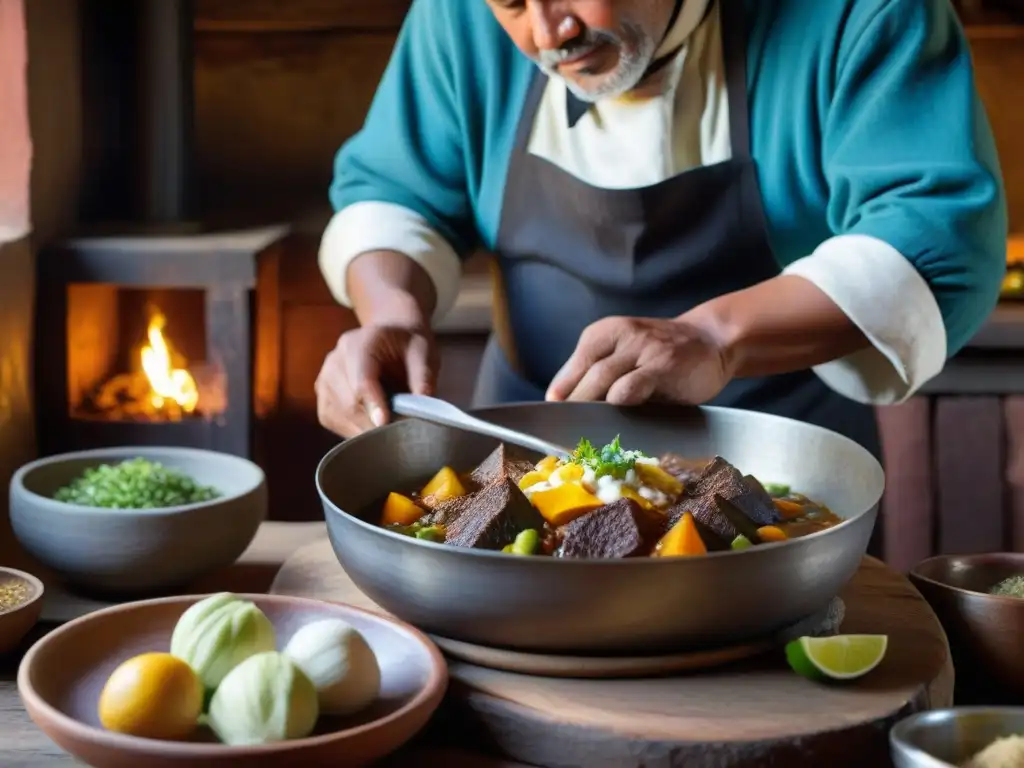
[193,0,410,223]
[0,0,83,565]
[0,0,29,236]
[23,0,82,242]
[971,29,1024,233]
[0,0,35,565]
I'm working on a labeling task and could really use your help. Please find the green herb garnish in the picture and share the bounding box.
[990,575,1024,599]
[52,457,220,509]
[569,435,646,479]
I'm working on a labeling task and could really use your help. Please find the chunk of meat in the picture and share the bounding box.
[658,454,712,486]
[666,457,781,543]
[443,477,546,550]
[558,498,666,559]
[469,444,536,489]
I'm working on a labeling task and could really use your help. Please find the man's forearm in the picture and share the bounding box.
[347,250,438,329]
[682,274,871,379]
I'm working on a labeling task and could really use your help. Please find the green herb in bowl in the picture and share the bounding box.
[52,458,220,509]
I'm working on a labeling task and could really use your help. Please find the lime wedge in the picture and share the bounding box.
[785,634,888,681]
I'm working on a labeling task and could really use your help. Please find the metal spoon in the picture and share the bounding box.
[390,393,572,458]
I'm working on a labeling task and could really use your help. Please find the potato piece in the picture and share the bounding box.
[530,483,604,527]
[420,467,467,501]
[635,463,684,498]
[655,512,707,557]
[381,492,424,527]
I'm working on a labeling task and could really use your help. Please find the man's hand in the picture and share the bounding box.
[545,316,732,406]
[315,324,439,438]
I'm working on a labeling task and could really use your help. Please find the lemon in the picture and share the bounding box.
[98,652,203,740]
[785,634,888,682]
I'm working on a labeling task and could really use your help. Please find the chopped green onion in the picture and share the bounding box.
[52,458,220,509]
[763,483,791,497]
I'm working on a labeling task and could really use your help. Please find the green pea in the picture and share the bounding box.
[510,529,540,556]
[414,526,445,543]
[51,458,220,510]
[731,534,753,551]
[763,483,790,497]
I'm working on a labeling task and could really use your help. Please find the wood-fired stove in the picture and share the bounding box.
[34,227,287,459]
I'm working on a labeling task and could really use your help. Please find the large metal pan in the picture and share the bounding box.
[316,403,884,654]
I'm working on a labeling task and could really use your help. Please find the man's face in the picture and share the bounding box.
[487,0,673,102]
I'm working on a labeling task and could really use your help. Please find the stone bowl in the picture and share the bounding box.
[0,567,44,655]
[18,594,447,768]
[9,447,267,597]
[910,553,1024,697]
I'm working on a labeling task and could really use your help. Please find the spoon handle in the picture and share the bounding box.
[391,394,571,458]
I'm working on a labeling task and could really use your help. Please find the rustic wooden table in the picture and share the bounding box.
[0,523,532,767]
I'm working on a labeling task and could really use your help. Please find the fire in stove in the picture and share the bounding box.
[77,306,213,422]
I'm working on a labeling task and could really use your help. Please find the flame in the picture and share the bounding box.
[140,310,199,414]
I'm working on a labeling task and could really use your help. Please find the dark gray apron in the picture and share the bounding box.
[472,1,881,461]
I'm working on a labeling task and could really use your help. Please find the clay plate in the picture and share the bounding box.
[18,594,448,767]
[0,567,44,655]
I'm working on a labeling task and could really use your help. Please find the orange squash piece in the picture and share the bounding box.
[529,483,604,526]
[420,466,467,502]
[381,492,424,526]
[536,456,560,474]
[551,463,584,483]
[756,525,788,542]
[518,471,549,491]
[773,499,805,520]
[634,463,684,498]
[655,512,707,557]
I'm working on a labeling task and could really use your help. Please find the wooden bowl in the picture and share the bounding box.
[18,594,448,767]
[910,554,1024,696]
[0,567,44,655]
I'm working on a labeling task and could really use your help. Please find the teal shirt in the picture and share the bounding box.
[330,0,1007,356]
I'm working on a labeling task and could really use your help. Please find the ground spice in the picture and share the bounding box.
[0,579,32,612]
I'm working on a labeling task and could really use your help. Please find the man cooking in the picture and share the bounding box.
[314,0,1007,459]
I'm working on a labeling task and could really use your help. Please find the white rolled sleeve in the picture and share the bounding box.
[318,201,464,324]
[782,234,947,405]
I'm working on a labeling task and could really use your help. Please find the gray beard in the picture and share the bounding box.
[535,25,657,102]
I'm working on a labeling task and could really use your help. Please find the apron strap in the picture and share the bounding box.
[720,0,752,161]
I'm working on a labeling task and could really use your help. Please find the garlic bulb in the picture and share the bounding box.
[283,618,381,716]
[170,593,276,691]
[207,651,319,746]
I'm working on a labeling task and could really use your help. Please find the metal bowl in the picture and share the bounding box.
[891,707,1024,767]
[910,554,1024,696]
[316,403,884,654]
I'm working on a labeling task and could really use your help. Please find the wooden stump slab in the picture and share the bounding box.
[271,540,954,768]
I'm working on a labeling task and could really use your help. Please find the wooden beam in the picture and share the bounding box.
[194,0,412,33]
